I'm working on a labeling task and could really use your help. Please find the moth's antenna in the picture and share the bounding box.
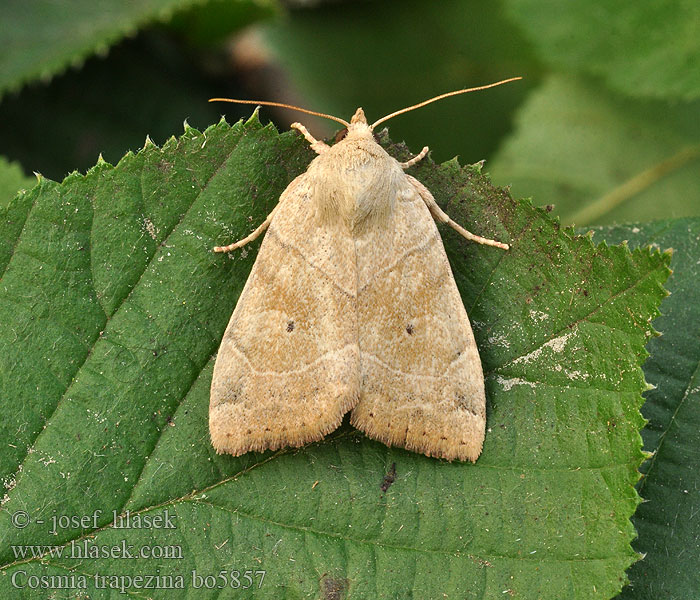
[209,98,350,127]
[370,77,522,129]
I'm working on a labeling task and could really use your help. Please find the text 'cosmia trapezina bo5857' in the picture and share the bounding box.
[208,78,518,462]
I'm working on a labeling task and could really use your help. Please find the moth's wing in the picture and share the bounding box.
[210,175,360,455]
[350,175,485,461]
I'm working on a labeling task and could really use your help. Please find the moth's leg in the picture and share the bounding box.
[400,146,429,169]
[213,203,281,253]
[291,122,330,155]
[407,175,510,250]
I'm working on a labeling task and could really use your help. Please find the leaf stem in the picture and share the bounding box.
[569,145,700,225]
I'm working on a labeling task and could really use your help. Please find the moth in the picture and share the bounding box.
[209,79,516,461]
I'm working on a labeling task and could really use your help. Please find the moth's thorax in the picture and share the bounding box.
[306,115,404,232]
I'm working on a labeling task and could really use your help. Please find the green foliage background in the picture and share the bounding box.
[1,1,698,598]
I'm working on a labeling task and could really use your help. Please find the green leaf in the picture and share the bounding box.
[0,157,33,211]
[592,219,700,599]
[489,75,700,226]
[0,117,669,598]
[0,0,274,98]
[504,0,700,101]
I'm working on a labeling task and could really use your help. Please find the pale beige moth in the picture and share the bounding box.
[209,80,516,461]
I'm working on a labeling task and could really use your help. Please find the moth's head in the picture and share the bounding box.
[331,108,378,146]
[337,108,372,141]
[351,107,368,126]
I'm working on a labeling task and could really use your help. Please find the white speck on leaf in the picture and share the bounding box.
[496,376,536,391]
[488,333,511,348]
[513,331,574,365]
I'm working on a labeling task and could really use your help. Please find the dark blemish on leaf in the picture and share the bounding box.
[287,321,295,332]
[545,204,554,212]
[320,575,349,600]
[157,160,174,173]
[381,463,397,492]
[406,323,414,335]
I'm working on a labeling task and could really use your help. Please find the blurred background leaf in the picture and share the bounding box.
[0,157,33,211]
[0,0,276,99]
[489,76,700,226]
[504,0,700,101]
